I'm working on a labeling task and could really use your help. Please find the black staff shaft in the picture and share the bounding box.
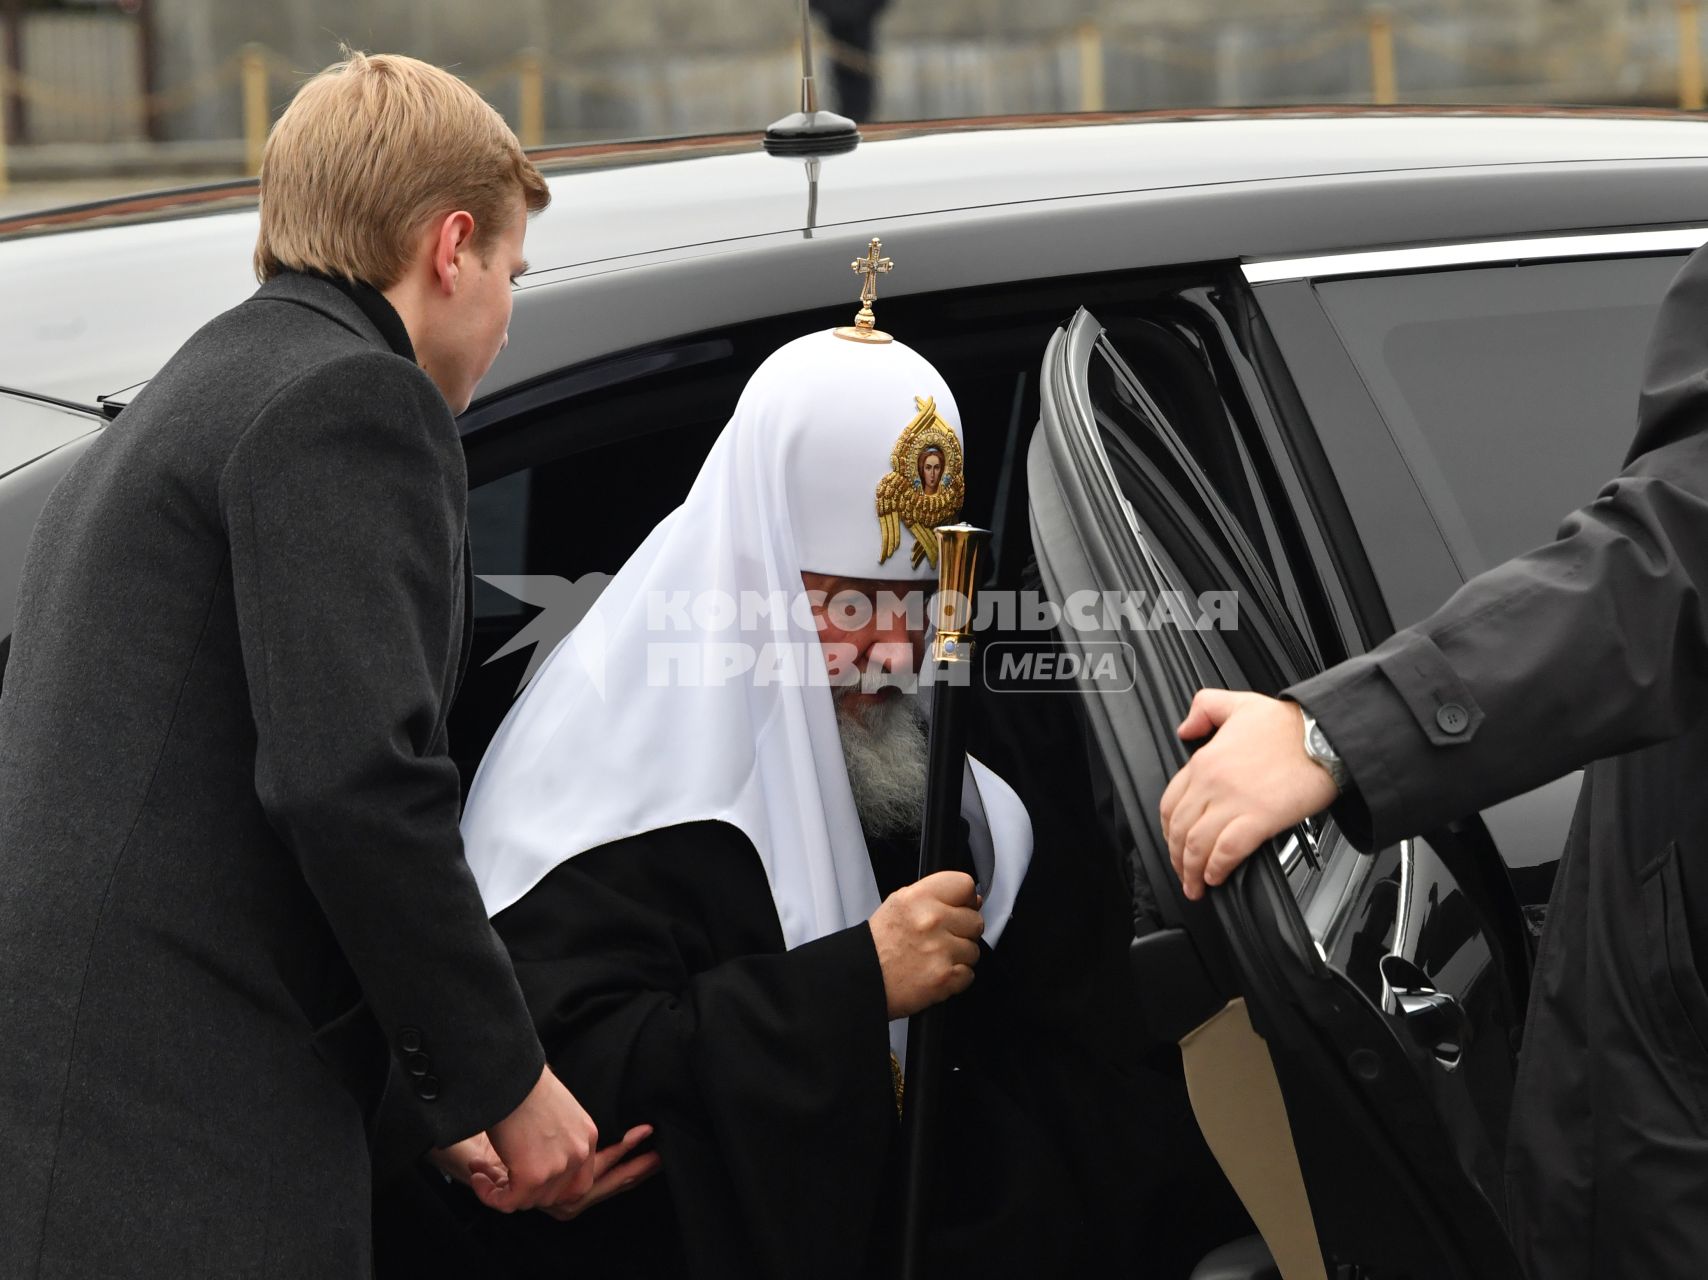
[899,523,986,1280]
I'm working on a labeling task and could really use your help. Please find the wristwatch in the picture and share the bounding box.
[1301,711,1349,794]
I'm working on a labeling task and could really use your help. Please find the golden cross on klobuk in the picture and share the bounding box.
[835,237,895,344]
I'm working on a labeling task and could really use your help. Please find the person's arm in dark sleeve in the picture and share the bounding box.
[219,350,543,1147]
[1289,433,1708,849]
[495,824,896,1280]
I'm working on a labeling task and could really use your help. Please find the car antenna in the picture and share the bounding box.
[762,0,860,157]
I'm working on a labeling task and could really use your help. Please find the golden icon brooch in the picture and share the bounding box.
[876,395,965,569]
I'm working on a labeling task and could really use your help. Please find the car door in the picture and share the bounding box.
[1029,308,1530,1279]
[0,391,106,693]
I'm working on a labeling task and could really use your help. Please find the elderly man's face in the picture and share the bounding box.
[801,571,931,715]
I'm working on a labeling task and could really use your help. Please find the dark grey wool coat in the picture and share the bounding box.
[0,272,545,1278]
[1289,241,1708,1280]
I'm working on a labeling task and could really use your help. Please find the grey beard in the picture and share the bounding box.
[835,691,929,839]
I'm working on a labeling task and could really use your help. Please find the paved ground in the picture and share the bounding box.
[0,174,243,219]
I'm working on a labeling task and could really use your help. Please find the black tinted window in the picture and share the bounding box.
[1316,255,1682,574]
[468,469,531,619]
[1086,336,1318,689]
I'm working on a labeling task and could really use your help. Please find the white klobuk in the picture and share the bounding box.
[462,329,1033,1063]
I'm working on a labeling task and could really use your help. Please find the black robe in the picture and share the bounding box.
[371,671,1263,1279]
[480,807,1147,1280]
[1287,241,1708,1278]
[374,718,1173,1280]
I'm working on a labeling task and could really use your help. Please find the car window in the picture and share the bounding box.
[1314,255,1683,576]
[467,470,531,619]
[0,392,103,478]
[1099,294,1355,671]
[0,410,103,674]
[1087,335,1319,686]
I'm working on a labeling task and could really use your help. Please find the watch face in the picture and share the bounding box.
[1308,720,1333,758]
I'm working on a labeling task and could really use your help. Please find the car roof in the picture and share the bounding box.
[5,109,1708,406]
[524,112,1708,270]
[10,110,1708,259]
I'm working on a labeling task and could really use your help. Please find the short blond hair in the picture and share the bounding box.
[254,50,550,287]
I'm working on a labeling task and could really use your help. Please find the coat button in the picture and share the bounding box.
[399,1027,423,1054]
[415,1075,440,1102]
[404,1052,431,1078]
[1436,703,1469,735]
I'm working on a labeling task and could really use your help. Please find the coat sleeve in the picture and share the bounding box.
[219,350,543,1147]
[493,823,897,1280]
[1287,433,1708,849]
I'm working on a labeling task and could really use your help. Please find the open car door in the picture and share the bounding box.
[1027,308,1531,1279]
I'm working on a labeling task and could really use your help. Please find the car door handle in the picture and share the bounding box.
[1380,954,1468,1069]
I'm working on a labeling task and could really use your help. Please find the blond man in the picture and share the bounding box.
[0,52,627,1277]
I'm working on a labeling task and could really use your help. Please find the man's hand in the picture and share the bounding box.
[428,1131,512,1209]
[868,870,983,1018]
[482,1065,599,1212]
[1160,690,1339,901]
[542,1124,663,1222]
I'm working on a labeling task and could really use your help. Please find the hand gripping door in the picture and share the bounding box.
[1028,307,1527,1280]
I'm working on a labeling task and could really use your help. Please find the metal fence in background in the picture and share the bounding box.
[6,5,1708,195]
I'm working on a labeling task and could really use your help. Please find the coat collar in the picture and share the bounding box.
[253,270,416,363]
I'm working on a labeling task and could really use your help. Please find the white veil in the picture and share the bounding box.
[461,331,1033,1059]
